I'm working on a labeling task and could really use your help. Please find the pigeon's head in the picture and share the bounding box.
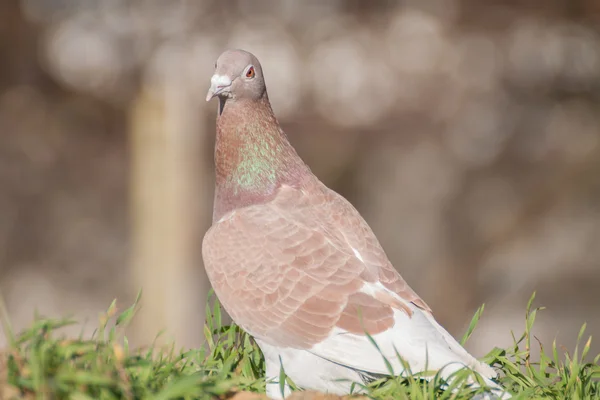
[206,49,266,103]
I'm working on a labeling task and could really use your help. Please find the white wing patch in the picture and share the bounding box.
[351,246,364,262]
[359,281,414,314]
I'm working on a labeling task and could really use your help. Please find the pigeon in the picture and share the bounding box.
[202,49,510,399]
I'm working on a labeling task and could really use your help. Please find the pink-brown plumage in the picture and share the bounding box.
[203,181,428,348]
[203,49,509,399]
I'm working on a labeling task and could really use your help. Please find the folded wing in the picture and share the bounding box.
[202,183,496,382]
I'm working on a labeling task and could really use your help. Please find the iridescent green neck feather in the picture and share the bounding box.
[213,96,310,221]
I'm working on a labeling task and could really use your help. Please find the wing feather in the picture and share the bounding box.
[202,183,507,395]
[202,183,427,349]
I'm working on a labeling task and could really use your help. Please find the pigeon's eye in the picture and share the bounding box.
[245,66,255,79]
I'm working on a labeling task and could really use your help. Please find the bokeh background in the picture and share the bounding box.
[1,0,600,359]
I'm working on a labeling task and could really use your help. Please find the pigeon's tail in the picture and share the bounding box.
[433,361,511,400]
[420,313,512,399]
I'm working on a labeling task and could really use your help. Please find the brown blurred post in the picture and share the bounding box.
[128,69,209,349]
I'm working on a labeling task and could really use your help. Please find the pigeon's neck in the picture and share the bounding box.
[213,96,310,222]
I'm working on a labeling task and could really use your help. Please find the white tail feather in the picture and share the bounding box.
[308,303,511,398]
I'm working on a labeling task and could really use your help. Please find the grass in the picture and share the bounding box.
[0,291,599,399]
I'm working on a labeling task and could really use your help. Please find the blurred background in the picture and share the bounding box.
[1,0,599,359]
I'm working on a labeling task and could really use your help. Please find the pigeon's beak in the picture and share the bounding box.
[206,74,232,102]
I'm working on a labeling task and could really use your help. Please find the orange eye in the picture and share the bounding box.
[245,66,255,78]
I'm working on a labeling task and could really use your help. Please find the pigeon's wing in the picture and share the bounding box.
[202,184,496,380]
[202,185,399,349]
